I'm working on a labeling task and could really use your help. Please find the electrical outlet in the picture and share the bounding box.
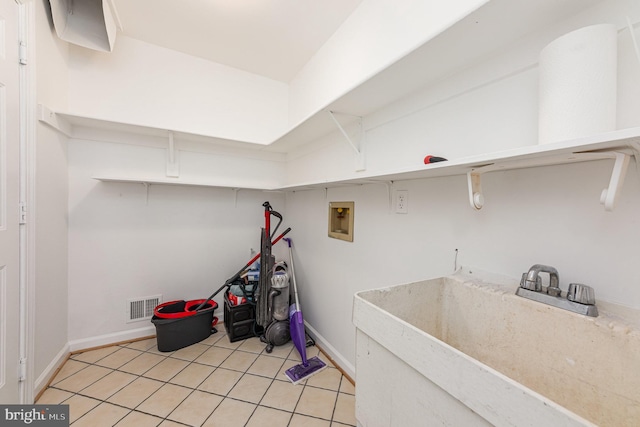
[396,190,408,214]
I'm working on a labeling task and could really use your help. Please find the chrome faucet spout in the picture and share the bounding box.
[517,264,598,317]
[525,264,560,296]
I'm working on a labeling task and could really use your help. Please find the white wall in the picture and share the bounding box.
[284,0,640,375]
[66,36,289,144]
[66,134,288,344]
[33,0,69,392]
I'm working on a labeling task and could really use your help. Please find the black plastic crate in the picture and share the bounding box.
[224,293,257,342]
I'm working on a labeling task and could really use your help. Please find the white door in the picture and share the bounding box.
[0,0,21,403]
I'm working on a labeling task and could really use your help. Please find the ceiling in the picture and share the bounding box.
[112,0,364,83]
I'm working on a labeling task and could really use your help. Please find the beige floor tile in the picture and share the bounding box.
[64,394,101,423]
[143,357,189,382]
[214,337,243,350]
[333,393,356,425]
[35,387,73,404]
[50,359,90,384]
[119,352,165,375]
[195,346,233,367]
[114,410,163,427]
[146,345,173,356]
[107,376,164,409]
[318,354,336,368]
[95,347,144,369]
[136,383,191,418]
[288,345,320,362]
[157,421,185,427]
[247,355,285,378]
[339,378,355,395]
[73,402,130,427]
[80,370,137,400]
[200,331,224,346]
[228,374,272,404]
[169,363,215,389]
[171,343,210,361]
[125,338,157,351]
[246,405,291,427]
[39,340,355,427]
[237,337,266,354]
[71,346,120,364]
[54,365,113,393]
[167,390,223,426]
[289,413,331,427]
[295,386,338,420]
[220,350,258,372]
[260,380,304,412]
[268,341,294,359]
[198,368,243,396]
[202,398,256,427]
[305,367,342,391]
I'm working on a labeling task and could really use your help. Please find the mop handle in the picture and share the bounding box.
[284,238,301,309]
[195,227,292,311]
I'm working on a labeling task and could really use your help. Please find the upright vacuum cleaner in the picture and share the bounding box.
[258,202,292,352]
[194,202,291,320]
[283,238,327,384]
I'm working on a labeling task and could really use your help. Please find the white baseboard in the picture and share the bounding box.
[304,322,355,380]
[34,343,69,398]
[68,325,156,352]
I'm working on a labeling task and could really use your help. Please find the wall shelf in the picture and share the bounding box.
[92,176,273,191]
[93,127,640,210]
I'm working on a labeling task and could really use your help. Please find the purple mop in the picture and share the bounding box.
[283,238,327,385]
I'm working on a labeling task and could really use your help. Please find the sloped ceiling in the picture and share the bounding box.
[113,0,364,82]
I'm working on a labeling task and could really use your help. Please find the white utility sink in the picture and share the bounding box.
[352,268,640,426]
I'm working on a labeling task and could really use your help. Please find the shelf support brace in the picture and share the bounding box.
[166,131,179,178]
[328,111,366,172]
[600,151,630,211]
[467,171,485,210]
[143,183,149,206]
[232,188,239,208]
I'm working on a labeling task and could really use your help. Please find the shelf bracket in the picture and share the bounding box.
[328,110,366,172]
[36,104,72,137]
[386,181,393,213]
[232,188,239,208]
[599,151,631,211]
[467,171,485,210]
[166,131,179,178]
[143,182,149,206]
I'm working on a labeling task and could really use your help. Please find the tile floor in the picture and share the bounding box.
[36,327,356,427]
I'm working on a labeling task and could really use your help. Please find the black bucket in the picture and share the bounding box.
[152,299,218,352]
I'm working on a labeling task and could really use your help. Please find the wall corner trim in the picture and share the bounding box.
[33,343,69,400]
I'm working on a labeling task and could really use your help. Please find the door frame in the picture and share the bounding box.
[16,0,35,404]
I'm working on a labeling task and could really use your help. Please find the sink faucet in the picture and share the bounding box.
[516,264,598,317]
[525,264,561,296]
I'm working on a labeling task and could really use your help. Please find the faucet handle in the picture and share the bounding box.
[520,273,542,292]
[567,283,596,305]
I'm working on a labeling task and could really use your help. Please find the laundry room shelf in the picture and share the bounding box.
[92,176,274,191]
[280,127,640,190]
[93,126,640,209]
